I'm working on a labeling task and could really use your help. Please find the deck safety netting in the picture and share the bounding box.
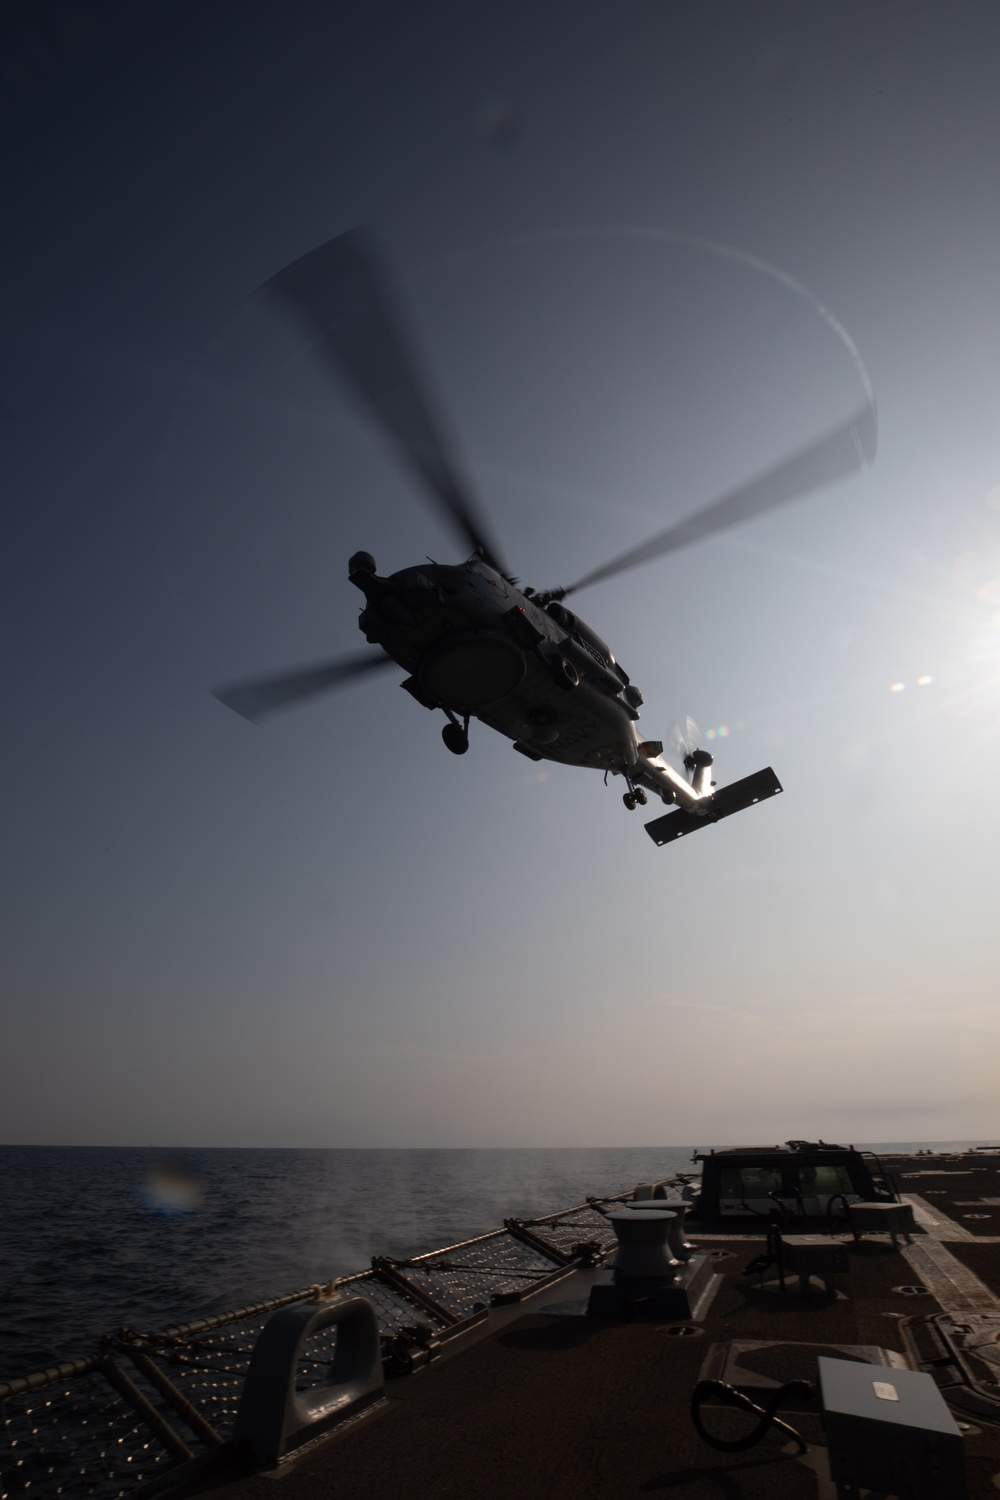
[395,1230,560,1320]
[534,1203,620,1251]
[338,1270,446,1334]
[127,1317,274,1442]
[0,1367,176,1498]
[0,1195,628,1500]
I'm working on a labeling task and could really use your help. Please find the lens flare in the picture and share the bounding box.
[142,1156,204,1217]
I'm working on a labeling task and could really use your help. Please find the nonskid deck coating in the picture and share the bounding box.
[897,1158,1000,1239]
[9,1152,999,1500]
[169,1198,1000,1499]
[164,1260,1000,1494]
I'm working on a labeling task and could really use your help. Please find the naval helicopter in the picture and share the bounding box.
[214,229,877,846]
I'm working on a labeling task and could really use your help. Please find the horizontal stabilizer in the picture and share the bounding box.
[644,767,783,847]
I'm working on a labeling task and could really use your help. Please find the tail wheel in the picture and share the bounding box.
[442,723,469,755]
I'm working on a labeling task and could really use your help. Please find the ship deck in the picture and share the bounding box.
[163,1152,1000,1500]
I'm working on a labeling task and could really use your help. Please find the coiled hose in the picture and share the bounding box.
[826,1192,851,1236]
[690,1378,815,1455]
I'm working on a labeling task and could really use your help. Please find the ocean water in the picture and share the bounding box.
[0,1145,696,1380]
[1,1139,990,1382]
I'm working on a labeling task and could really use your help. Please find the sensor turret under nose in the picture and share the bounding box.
[349,551,377,583]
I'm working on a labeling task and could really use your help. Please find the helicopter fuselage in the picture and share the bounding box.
[349,555,709,811]
[214,227,824,837]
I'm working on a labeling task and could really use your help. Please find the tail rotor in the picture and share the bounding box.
[669,715,701,769]
[669,716,714,795]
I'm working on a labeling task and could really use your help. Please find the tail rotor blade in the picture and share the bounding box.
[266,229,511,579]
[669,715,702,763]
[213,650,397,723]
[563,401,876,597]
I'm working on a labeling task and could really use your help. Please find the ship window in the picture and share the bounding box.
[718,1166,783,1200]
[796,1164,854,1197]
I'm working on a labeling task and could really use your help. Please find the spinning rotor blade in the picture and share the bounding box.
[562,401,877,597]
[266,229,511,579]
[213,650,397,723]
[669,715,703,762]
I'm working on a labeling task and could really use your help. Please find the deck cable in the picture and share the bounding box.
[690,1378,814,1455]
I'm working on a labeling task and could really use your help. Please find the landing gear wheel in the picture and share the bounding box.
[623,793,637,811]
[634,788,648,806]
[442,723,469,755]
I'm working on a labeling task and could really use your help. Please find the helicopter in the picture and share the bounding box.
[214,229,877,846]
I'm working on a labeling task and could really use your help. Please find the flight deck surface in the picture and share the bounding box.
[160,1152,1000,1500]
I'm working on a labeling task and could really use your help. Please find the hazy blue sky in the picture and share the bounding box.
[3,1,999,1147]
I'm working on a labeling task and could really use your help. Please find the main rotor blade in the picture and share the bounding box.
[213,650,397,723]
[266,229,511,578]
[563,401,877,597]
